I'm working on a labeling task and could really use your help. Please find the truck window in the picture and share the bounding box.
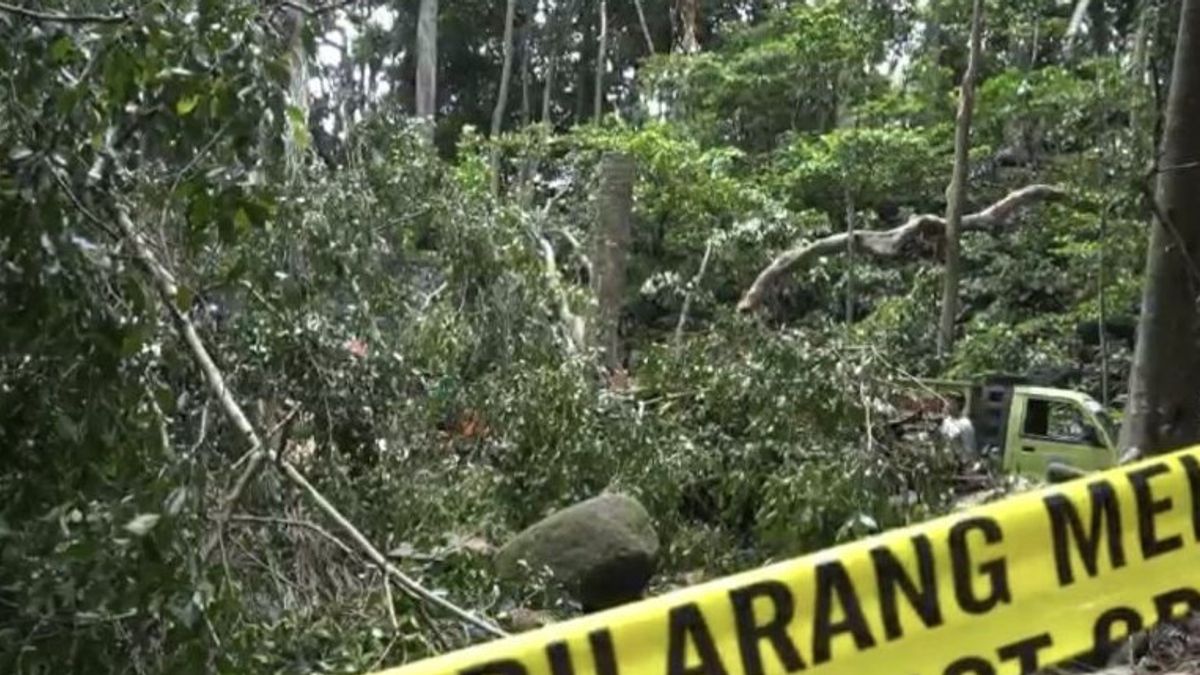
[1022,398,1090,443]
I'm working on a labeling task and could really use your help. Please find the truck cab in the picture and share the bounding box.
[916,375,1120,481]
[997,386,1119,480]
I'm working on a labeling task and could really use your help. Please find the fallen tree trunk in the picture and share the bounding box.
[737,184,1067,313]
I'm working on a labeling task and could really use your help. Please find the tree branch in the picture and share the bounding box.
[674,238,714,344]
[537,235,587,354]
[633,0,656,54]
[206,405,301,556]
[227,514,356,557]
[274,0,358,16]
[737,184,1067,313]
[0,1,127,24]
[107,203,508,639]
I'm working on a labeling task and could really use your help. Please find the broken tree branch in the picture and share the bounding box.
[227,514,356,557]
[538,235,588,354]
[737,184,1067,313]
[0,1,128,24]
[274,0,358,17]
[108,202,508,639]
[633,0,656,54]
[276,458,507,636]
[674,237,714,345]
[208,404,302,556]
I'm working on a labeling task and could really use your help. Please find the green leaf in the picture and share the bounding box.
[50,35,74,62]
[285,105,305,125]
[234,207,251,233]
[287,105,310,149]
[174,285,195,314]
[119,328,146,358]
[176,94,201,116]
[165,488,188,516]
[123,513,160,537]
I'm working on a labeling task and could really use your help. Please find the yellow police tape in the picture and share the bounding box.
[369,446,1200,675]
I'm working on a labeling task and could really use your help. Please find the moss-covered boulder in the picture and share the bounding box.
[496,493,659,611]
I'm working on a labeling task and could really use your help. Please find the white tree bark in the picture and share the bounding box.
[676,0,699,53]
[415,0,438,141]
[280,5,308,179]
[490,0,518,193]
[490,0,518,139]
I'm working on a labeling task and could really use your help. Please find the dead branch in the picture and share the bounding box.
[108,204,508,639]
[274,0,358,16]
[674,238,714,345]
[537,235,588,353]
[216,404,301,533]
[0,1,128,24]
[737,184,1067,313]
[227,514,356,557]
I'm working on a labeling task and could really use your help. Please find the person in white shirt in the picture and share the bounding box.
[939,396,977,458]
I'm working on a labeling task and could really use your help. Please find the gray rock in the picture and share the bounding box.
[496,493,659,611]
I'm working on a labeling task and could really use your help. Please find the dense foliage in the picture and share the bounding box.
[0,0,1176,672]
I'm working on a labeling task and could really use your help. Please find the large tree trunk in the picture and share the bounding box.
[517,24,534,204]
[540,0,578,126]
[541,50,558,125]
[1119,0,1200,454]
[936,0,984,358]
[593,153,635,370]
[279,5,308,180]
[676,0,699,53]
[520,25,532,127]
[737,185,1066,313]
[490,0,519,194]
[594,0,608,120]
[1088,0,1110,54]
[844,188,856,324]
[576,8,596,123]
[416,0,438,141]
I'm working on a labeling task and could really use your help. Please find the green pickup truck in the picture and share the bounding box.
[916,375,1121,481]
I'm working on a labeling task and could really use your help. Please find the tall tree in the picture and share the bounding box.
[594,0,608,120]
[676,0,699,53]
[280,5,309,179]
[634,0,656,54]
[491,0,519,193]
[593,152,635,370]
[576,7,596,122]
[936,0,984,358]
[541,0,576,124]
[416,0,438,140]
[520,24,532,127]
[1120,0,1200,454]
[542,1,564,123]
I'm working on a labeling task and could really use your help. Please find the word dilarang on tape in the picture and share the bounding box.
[369,447,1200,675]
